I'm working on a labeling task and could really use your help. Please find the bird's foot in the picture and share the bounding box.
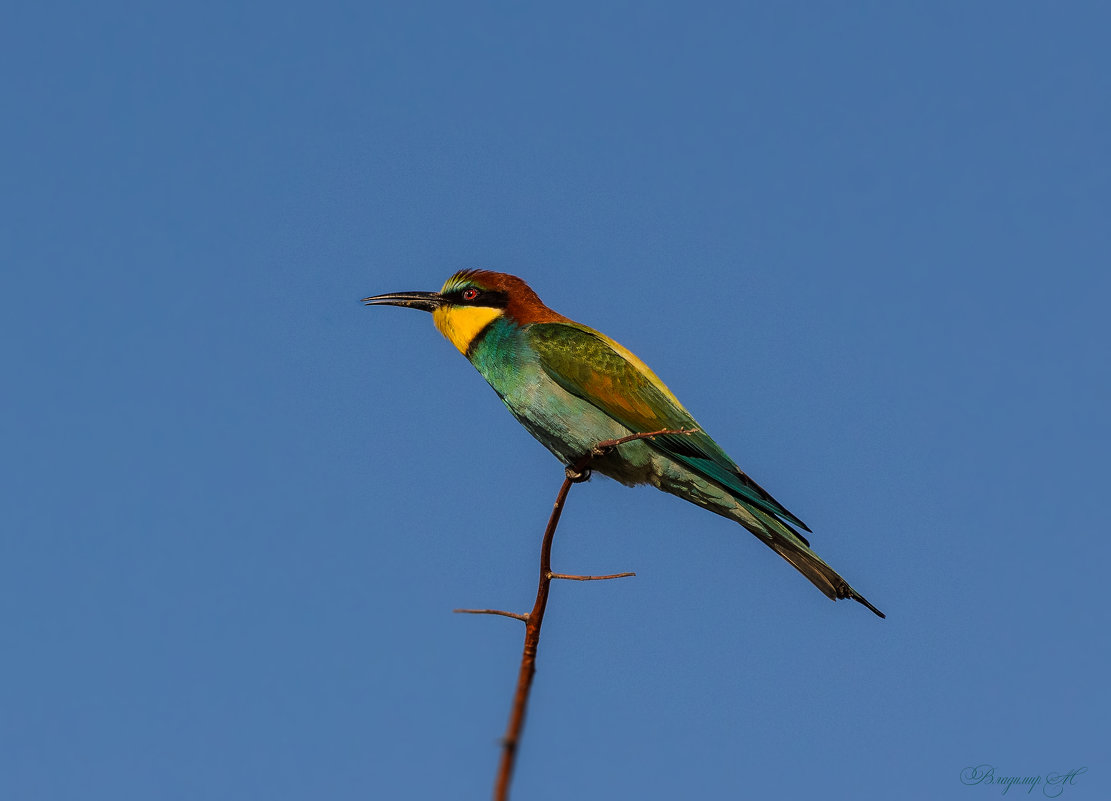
[565,466,592,483]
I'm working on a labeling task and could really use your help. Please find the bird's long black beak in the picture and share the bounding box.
[361,291,443,312]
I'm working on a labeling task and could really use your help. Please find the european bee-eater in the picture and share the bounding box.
[364,270,883,618]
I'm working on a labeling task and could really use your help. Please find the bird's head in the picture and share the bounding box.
[363,270,568,354]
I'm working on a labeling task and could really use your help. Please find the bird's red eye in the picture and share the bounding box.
[462,288,478,301]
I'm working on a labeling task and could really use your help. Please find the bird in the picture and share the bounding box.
[363,270,884,618]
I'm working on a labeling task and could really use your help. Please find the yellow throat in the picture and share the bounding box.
[433,305,502,354]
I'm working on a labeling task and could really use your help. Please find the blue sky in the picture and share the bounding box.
[2,2,1108,799]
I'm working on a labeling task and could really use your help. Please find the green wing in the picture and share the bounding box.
[528,322,811,533]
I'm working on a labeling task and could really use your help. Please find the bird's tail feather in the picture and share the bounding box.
[749,508,885,619]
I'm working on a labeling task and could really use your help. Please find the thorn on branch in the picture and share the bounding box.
[588,426,701,459]
[454,608,529,622]
[549,571,636,581]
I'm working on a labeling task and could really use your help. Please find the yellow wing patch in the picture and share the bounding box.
[433,305,502,354]
[597,332,689,413]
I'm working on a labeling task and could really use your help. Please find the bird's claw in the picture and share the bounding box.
[565,466,591,483]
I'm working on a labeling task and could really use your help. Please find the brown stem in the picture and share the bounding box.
[549,572,636,581]
[487,427,697,801]
[454,609,530,622]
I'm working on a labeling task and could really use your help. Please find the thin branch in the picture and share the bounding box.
[481,427,697,801]
[454,609,530,622]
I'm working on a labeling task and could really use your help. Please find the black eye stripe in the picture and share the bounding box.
[448,287,509,308]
